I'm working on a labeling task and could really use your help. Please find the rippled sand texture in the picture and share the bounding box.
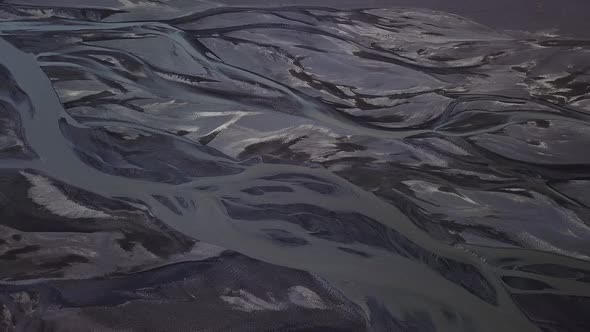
[1,2,590,331]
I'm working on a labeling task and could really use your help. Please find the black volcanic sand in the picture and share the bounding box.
[1,1,590,331]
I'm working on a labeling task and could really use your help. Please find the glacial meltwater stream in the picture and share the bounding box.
[1,1,590,331]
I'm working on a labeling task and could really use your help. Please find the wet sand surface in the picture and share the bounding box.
[0,1,590,331]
